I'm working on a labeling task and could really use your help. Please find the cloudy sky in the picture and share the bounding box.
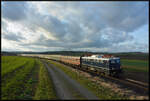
[1,1,149,52]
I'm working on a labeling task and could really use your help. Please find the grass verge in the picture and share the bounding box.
[2,56,31,77]
[33,60,57,100]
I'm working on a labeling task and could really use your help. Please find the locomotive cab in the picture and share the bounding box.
[109,58,122,76]
[81,54,123,77]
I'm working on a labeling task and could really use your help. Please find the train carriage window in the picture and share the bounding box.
[87,59,89,62]
[104,60,108,64]
[91,59,94,64]
[103,60,108,67]
[105,60,108,65]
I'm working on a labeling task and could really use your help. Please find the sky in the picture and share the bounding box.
[1,1,149,52]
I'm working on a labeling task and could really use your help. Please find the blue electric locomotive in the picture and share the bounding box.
[81,55,122,76]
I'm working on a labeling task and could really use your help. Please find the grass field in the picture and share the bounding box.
[121,59,149,72]
[1,56,57,100]
[2,56,30,77]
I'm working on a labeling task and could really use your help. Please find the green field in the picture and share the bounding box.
[1,56,57,100]
[121,59,149,72]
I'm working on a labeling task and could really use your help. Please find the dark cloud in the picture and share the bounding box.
[79,2,148,33]
[3,32,24,42]
[2,2,28,21]
[41,15,67,39]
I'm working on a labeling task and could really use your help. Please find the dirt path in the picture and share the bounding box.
[41,59,99,100]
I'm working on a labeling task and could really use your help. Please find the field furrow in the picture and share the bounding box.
[2,58,36,100]
[16,59,40,100]
[2,56,33,77]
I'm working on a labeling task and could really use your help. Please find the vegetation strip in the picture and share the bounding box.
[34,59,57,100]
[48,60,125,100]
[2,62,29,84]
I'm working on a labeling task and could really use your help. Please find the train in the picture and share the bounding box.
[20,54,123,77]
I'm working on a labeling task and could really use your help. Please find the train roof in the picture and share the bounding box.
[82,55,120,60]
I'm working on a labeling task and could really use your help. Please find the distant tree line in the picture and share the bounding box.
[1,51,148,61]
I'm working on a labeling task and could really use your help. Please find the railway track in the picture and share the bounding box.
[50,60,149,94]
[81,67,148,93]
[125,78,148,87]
[103,75,148,93]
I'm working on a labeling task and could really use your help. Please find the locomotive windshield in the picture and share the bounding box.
[110,59,120,64]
